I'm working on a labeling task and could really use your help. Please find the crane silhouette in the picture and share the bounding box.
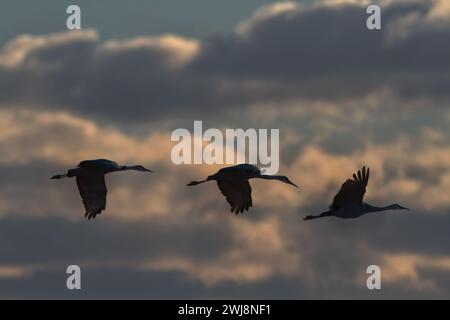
[187,164,298,214]
[51,159,152,220]
[304,166,409,220]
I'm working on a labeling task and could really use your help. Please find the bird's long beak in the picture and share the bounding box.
[144,168,153,173]
[402,206,410,211]
[290,181,299,188]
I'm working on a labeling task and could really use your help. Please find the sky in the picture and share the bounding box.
[0,0,450,299]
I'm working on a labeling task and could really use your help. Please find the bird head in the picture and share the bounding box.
[280,176,298,188]
[130,165,153,172]
[390,203,410,211]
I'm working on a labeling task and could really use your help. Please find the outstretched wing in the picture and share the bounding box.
[217,179,253,215]
[76,176,107,220]
[331,167,370,210]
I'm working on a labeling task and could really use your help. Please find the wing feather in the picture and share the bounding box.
[217,179,253,215]
[76,176,108,220]
[331,167,370,210]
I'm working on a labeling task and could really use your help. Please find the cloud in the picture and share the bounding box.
[0,214,299,288]
[4,210,450,299]
[0,30,98,69]
[288,137,450,212]
[99,34,201,68]
[0,1,449,124]
[0,110,171,166]
[0,265,30,279]
[381,253,450,292]
[426,0,450,21]
[0,0,449,299]
[193,0,450,102]
[0,105,449,222]
[0,106,449,296]
[236,2,300,36]
[0,30,210,123]
[143,217,300,286]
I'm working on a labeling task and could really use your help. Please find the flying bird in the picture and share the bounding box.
[51,159,152,220]
[304,166,409,220]
[187,164,298,214]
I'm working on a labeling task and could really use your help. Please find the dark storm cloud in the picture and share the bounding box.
[0,1,449,123]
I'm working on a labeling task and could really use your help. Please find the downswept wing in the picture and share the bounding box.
[217,179,253,215]
[330,167,370,210]
[76,176,107,219]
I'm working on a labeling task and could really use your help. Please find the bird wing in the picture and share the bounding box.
[76,176,108,220]
[217,179,253,215]
[331,167,370,210]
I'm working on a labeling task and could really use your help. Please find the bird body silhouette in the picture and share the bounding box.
[187,164,298,214]
[51,159,152,220]
[304,166,409,220]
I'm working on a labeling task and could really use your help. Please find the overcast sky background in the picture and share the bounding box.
[0,0,450,299]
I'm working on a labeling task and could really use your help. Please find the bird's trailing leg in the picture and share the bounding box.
[187,175,216,186]
[50,174,68,179]
[187,180,208,186]
[303,211,332,221]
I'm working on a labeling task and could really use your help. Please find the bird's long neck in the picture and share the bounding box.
[258,175,282,181]
[120,165,139,171]
[364,203,396,213]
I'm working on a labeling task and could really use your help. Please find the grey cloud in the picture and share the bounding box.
[295,211,450,257]
[0,2,449,124]
[0,216,232,266]
[2,212,450,298]
[1,1,450,299]
[192,2,450,98]
[2,267,445,299]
